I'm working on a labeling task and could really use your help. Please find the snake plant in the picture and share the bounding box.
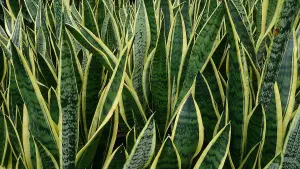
[0,0,299,168]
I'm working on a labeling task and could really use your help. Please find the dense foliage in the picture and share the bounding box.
[0,0,299,168]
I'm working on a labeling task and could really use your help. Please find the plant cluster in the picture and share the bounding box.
[0,0,299,168]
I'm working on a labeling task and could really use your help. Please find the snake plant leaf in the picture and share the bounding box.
[126,127,136,153]
[144,0,157,51]
[133,0,150,102]
[81,53,103,137]
[89,47,128,137]
[82,0,100,37]
[101,0,122,50]
[151,24,169,138]
[53,0,62,38]
[10,42,59,161]
[193,123,231,169]
[104,18,117,51]
[48,88,59,124]
[239,143,260,169]
[1,5,13,36]
[66,23,115,71]
[5,0,20,18]
[92,107,119,168]
[11,13,22,49]
[258,0,299,107]
[35,140,59,169]
[8,65,23,121]
[76,107,117,169]
[246,105,266,155]
[254,0,262,42]
[100,14,109,41]
[203,60,225,114]
[264,0,280,36]
[35,0,49,42]
[180,0,192,40]
[0,108,6,164]
[282,106,300,168]
[58,28,79,169]
[76,47,127,169]
[0,48,6,85]
[142,47,154,106]
[22,104,35,169]
[5,115,23,158]
[15,155,26,169]
[264,153,282,169]
[160,0,172,36]
[122,85,147,132]
[277,26,299,117]
[123,115,156,169]
[95,0,105,33]
[195,72,219,141]
[102,145,127,169]
[226,15,249,167]
[170,11,185,83]
[35,52,57,88]
[224,0,256,63]
[36,28,46,57]
[23,0,38,22]
[172,95,204,168]
[177,3,224,108]
[261,83,283,167]
[150,136,181,169]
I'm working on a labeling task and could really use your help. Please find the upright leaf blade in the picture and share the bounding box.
[258,0,299,107]
[177,4,224,108]
[151,24,169,138]
[10,42,59,161]
[102,145,127,169]
[123,115,156,169]
[133,0,150,102]
[282,106,300,168]
[58,29,79,169]
[150,137,181,169]
[172,95,204,168]
[193,124,231,169]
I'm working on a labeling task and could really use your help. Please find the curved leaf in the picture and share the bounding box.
[282,105,300,168]
[172,95,204,168]
[123,115,156,169]
[193,124,231,169]
[177,3,224,108]
[258,0,299,107]
[103,145,127,169]
[264,153,282,169]
[76,47,127,169]
[150,136,181,169]
[10,42,59,161]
